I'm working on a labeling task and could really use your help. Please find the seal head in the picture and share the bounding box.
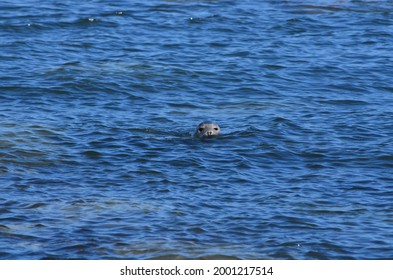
[195,121,220,138]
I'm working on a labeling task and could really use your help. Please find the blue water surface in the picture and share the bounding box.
[1,0,393,259]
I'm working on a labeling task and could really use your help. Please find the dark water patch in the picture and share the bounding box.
[23,203,47,209]
[0,166,8,174]
[81,150,102,159]
[319,99,370,106]
[0,224,11,231]
[197,254,241,260]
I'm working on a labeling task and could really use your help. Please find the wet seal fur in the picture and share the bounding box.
[194,121,221,138]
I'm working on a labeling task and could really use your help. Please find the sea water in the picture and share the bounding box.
[1,0,393,259]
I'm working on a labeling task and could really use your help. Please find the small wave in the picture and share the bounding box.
[188,14,221,24]
[23,203,48,209]
[319,99,370,106]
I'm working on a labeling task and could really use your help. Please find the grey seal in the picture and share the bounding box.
[194,121,221,138]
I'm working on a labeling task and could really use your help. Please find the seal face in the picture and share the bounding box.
[195,121,220,138]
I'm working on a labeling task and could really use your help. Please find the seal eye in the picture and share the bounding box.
[198,127,204,132]
[214,127,218,131]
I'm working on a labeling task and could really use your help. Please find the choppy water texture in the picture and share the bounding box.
[1,0,393,260]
